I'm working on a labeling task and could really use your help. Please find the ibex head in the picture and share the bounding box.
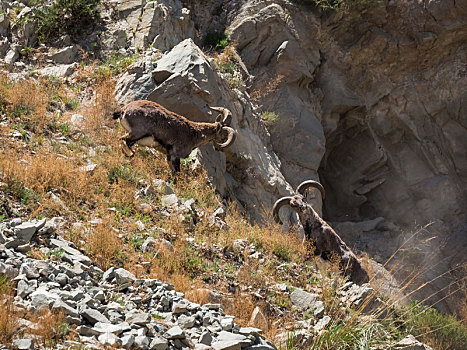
[208,105,236,149]
[272,180,326,224]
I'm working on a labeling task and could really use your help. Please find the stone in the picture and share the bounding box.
[134,335,150,348]
[199,331,213,345]
[177,314,196,328]
[37,64,77,78]
[13,219,46,243]
[121,334,135,349]
[166,325,186,339]
[49,46,77,64]
[0,261,18,279]
[150,337,169,350]
[5,46,19,64]
[249,307,268,332]
[172,302,188,314]
[216,331,254,347]
[125,310,151,325]
[52,299,79,318]
[211,340,242,350]
[161,193,179,207]
[153,179,174,195]
[81,307,110,325]
[98,332,121,346]
[290,289,320,310]
[133,0,195,51]
[313,316,331,332]
[13,339,34,350]
[114,268,136,285]
[391,335,433,350]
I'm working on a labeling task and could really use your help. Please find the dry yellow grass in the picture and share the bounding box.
[29,309,68,349]
[0,282,22,345]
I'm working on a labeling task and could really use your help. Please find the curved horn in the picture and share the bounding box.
[272,196,294,225]
[208,105,232,125]
[296,180,326,199]
[214,126,236,149]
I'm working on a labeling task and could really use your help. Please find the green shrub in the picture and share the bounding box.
[203,31,229,50]
[261,112,279,128]
[401,302,467,350]
[32,0,101,43]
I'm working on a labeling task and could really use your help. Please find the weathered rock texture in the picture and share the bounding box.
[114,0,466,314]
[224,0,467,314]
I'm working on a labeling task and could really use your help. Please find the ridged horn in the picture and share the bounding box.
[214,126,236,149]
[208,105,232,125]
[296,180,326,199]
[272,196,294,225]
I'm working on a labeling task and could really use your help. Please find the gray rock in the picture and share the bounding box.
[14,219,46,243]
[216,331,254,348]
[125,310,151,325]
[37,64,77,78]
[52,299,79,318]
[98,332,121,346]
[290,289,320,311]
[5,46,19,64]
[161,193,179,207]
[313,316,331,332]
[172,302,188,314]
[114,268,136,285]
[391,335,433,350]
[0,261,18,279]
[30,289,60,309]
[220,317,234,331]
[121,334,135,349]
[211,340,242,350]
[166,325,186,339]
[177,314,196,328]
[81,307,110,325]
[199,331,213,345]
[49,239,92,265]
[150,336,169,350]
[238,327,263,336]
[134,335,150,349]
[49,45,77,64]
[13,338,34,350]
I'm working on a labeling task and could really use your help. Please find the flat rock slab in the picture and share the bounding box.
[290,289,319,310]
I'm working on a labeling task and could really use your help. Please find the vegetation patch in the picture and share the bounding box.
[30,0,101,43]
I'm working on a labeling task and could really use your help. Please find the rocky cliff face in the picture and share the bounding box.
[1,0,465,315]
[201,0,467,315]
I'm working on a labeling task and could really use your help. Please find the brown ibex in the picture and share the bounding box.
[113,100,236,173]
[273,180,369,284]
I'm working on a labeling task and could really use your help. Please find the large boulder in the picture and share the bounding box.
[116,38,294,221]
[117,0,194,51]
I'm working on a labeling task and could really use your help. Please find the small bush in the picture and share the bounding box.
[204,30,229,50]
[261,112,279,128]
[401,302,467,350]
[32,0,101,43]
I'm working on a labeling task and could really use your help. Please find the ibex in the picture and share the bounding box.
[113,100,236,173]
[273,180,370,285]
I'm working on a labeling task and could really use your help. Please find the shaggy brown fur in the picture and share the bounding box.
[113,100,236,173]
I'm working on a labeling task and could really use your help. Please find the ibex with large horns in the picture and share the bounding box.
[273,180,369,284]
[113,101,236,173]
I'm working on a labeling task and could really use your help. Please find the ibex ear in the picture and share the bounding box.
[215,114,223,123]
